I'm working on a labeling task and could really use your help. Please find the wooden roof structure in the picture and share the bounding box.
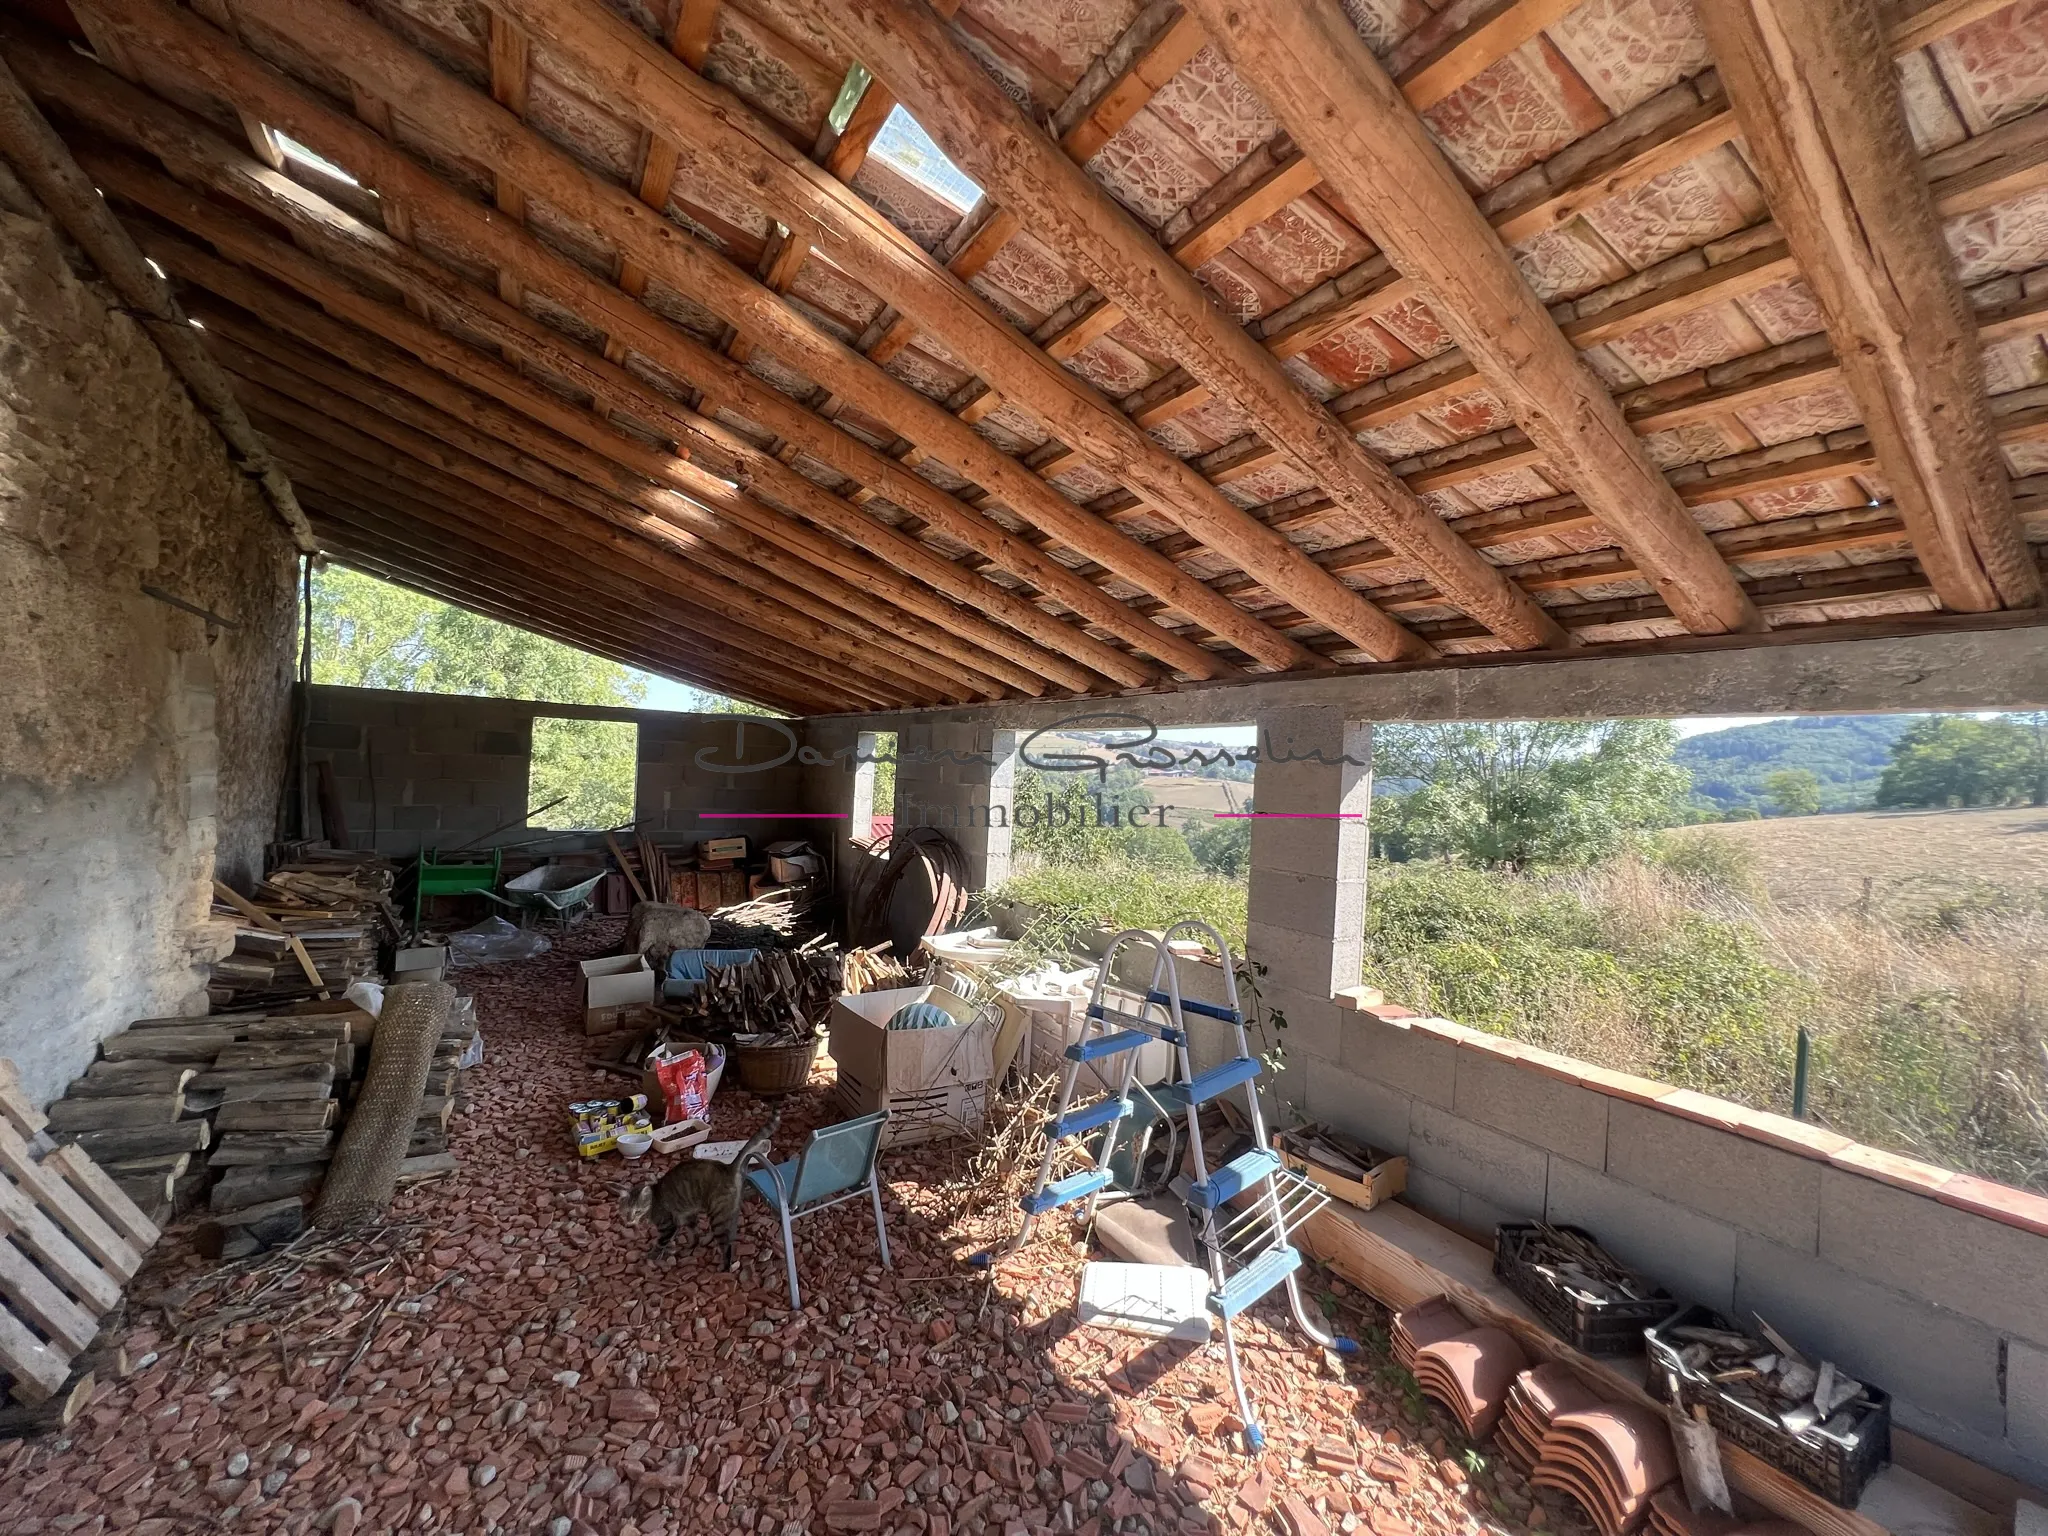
[8,0,2048,712]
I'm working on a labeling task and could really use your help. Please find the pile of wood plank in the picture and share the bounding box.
[38,996,477,1258]
[205,859,396,1010]
[0,1063,162,1434]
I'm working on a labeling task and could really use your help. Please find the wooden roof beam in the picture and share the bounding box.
[8,22,1166,691]
[1698,0,2040,612]
[475,0,1435,665]
[300,491,837,713]
[1184,0,1762,637]
[782,0,1562,653]
[95,0,1274,675]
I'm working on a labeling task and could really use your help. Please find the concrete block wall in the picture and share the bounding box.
[1303,998,2048,1488]
[810,710,1019,891]
[304,687,814,860]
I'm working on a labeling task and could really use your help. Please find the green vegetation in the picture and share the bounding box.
[528,717,637,831]
[1877,714,2048,809]
[1763,768,1822,817]
[1373,721,1688,868]
[1674,715,1917,813]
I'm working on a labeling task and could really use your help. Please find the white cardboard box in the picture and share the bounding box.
[579,953,655,1031]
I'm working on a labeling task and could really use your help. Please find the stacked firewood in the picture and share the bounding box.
[42,997,477,1257]
[207,861,396,1010]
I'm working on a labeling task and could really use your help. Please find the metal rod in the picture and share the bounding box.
[1792,1025,1811,1120]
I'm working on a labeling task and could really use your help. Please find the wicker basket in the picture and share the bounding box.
[732,1037,819,1096]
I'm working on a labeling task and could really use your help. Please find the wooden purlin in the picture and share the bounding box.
[125,192,1068,699]
[56,72,1156,695]
[1187,0,1763,635]
[272,435,856,713]
[13,27,1150,696]
[1697,0,2041,613]
[220,340,966,706]
[62,0,1264,682]
[780,0,1565,656]
[456,0,1427,666]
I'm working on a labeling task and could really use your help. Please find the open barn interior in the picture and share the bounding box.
[4,0,2048,1532]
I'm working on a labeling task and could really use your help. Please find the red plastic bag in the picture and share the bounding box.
[654,1050,710,1124]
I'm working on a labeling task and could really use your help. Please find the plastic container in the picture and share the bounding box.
[1492,1222,1673,1355]
[1646,1304,1891,1507]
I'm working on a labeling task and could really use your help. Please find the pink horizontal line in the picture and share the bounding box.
[1213,812,1361,819]
[696,812,848,819]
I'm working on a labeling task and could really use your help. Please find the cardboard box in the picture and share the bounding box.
[1271,1127,1407,1211]
[579,953,655,1034]
[394,945,448,983]
[829,985,994,1143]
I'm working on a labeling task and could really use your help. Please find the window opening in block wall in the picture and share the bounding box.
[528,717,637,831]
[853,730,897,845]
[869,105,982,212]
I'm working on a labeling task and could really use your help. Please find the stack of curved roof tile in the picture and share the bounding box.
[1393,1296,1531,1439]
[1498,1362,1606,1474]
[1530,1399,1681,1536]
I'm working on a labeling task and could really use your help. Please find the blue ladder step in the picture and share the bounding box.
[1053,1098,1131,1139]
[1188,1148,1282,1210]
[1185,1056,1260,1104]
[1067,1030,1153,1063]
[1147,991,1240,1023]
[1021,1168,1111,1216]
[1210,1245,1301,1319]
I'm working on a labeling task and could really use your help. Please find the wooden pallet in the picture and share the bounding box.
[0,1063,160,1409]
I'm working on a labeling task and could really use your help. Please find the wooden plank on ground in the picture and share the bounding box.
[0,1062,48,1139]
[0,1299,70,1404]
[212,878,282,931]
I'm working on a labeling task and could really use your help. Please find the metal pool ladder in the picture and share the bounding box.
[1011,920,1356,1448]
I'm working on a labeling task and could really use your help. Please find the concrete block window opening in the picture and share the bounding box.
[526,717,636,831]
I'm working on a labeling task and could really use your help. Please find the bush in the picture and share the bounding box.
[987,865,1248,954]
[1649,829,1764,901]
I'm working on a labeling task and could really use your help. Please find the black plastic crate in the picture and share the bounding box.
[1492,1222,1673,1356]
[1646,1304,1891,1508]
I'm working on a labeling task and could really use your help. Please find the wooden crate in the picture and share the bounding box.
[0,1063,161,1411]
[1272,1127,1407,1211]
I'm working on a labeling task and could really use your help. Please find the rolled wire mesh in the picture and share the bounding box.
[313,979,450,1230]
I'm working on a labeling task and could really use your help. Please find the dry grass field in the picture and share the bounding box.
[1139,772,1247,826]
[1696,805,2048,911]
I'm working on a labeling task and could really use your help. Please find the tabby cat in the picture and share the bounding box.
[620,1110,780,1269]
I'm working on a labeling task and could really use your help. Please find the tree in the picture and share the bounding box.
[1875,716,2035,808]
[1763,768,1822,817]
[1186,813,1253,878]
[1373,720,1689,869]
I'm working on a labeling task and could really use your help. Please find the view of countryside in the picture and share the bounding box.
[985,714,2048,1196]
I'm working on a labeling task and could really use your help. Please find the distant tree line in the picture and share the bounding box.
[1876,715,2048,809]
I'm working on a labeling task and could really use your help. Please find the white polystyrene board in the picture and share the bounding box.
[1076,1261,1212,1342]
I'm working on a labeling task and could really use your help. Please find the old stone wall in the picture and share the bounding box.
[0,170,297,1104]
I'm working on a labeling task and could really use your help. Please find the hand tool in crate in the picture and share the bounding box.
[1493,1222,1673,1355]
[1645,1304,1891,1507]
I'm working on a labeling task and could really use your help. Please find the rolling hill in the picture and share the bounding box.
[1675,715,1921,814]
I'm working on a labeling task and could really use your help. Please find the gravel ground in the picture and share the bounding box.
[0,920,1567,1536]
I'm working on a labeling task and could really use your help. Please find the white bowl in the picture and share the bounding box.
[616,1132,653,1160]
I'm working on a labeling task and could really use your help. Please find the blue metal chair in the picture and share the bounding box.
[742,1110,892,1307]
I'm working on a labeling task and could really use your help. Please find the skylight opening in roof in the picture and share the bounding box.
[868,104,982,213]
[275,132,363,188]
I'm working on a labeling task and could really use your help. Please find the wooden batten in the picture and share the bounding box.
[1698,0,2040,613]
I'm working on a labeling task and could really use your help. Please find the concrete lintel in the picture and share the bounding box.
[811,620,2048,731]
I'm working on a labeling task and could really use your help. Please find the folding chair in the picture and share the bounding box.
[742,1110,892,1307]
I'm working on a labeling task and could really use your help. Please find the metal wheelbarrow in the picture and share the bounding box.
[483,864,607,929]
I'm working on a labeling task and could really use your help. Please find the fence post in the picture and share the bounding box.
[1792,1025,1811,1120]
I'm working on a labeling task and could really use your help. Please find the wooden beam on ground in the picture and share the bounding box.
[1699,0,2041,612]
[0,54,314,551]
[784,0,1562,655]
[1186,0,1765,637]
[88,0,1284,674]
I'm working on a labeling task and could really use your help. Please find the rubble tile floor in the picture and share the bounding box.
[0,921,1581,1536]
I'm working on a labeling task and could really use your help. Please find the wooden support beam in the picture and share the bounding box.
[823,72,896,181]
[1056,10,1206,163]
[10,21,1176,688]
[462,0,1382,665]
[785,0,1558,654]
[1397,0,1583,111]
[1699,0,2040,611]
[1176,0,1762,635]
[98,0,1281,673]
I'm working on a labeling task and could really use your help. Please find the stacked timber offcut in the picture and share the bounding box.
[41,995,476,1259]
[206,858,396,1010]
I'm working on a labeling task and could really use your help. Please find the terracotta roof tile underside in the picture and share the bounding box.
[10,0,2047,710]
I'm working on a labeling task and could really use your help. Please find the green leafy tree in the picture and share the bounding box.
[1186,813,1253,878]
[1876,716,2036,808]
[1763,768,1822,817]
[1374,720,1689,870]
